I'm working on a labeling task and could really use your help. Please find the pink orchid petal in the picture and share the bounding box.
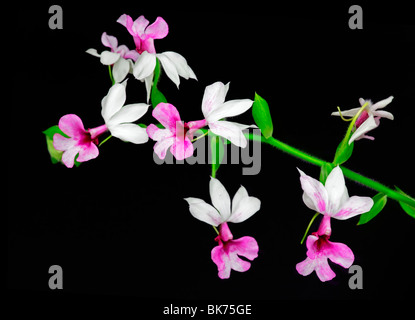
[75,142,99,162]
[218,222,233,242]
[325,241,354,269]
[334,195,374,220]
[170,135,194,160]
[153,135,175,160]
[152,103,182,133]
[314,256,336,282]
[145,17,169,39]
[296,257,316,277]
[101,32,118,50]
[58,114,86,138]
[298,168,328,214]
[132,15,150,37]
[211,242,231,279]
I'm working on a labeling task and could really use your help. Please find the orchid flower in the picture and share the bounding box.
[117,14,197,102]
[332,96,394,144]
[86,32,139,83]
[146,103,206,160]
[298,166,373,220]
[296,215,354,282]
[53,114,105,168]
[53,83,149,168]
[211,222,259,279]
[200,82,256,148]
[184,177,261,279]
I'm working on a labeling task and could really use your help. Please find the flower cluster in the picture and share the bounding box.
[43,12,414,283]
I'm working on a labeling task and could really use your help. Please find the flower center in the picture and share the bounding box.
[355,110,369,128]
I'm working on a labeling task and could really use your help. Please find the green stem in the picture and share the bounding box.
[99,135,112,147]
[300,212,320,245]
[245,133,415,208]
[108,65,115,85]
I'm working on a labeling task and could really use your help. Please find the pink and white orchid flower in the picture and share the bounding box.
[298,166,373,220]
[332,96,394,144]
[146,103,205,160]
[53,83,149,168]
[212,222,259,279]
[117,14,197,102]
[296,215,354,282]
[86,32,139,83]
[200,82,256,148]
[184,177,260,279]
[53,114,106,168]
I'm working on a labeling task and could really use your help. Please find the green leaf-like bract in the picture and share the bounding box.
[357,193,387,225]
[252,92,273,139]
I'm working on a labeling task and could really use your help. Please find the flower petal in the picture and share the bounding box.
[132,15,149,36]
[85,48,100,58]
[211,241,231,279]
[133,51,156,80]
[228,195,261,223]
[324,166,348,215]
[331,107,361,117]
[296,257,317,277]
[314,257,336,282]
[107,103,149,127]
[109,123,149,144]
[371,96,393,110]
[184,197,222,226]
[101,32,118,50]
[208,120,248,148]
[58,114,86,138]
[206,99,253,123]
[209,177,231,221]
[101,84,127,123]
[201,82,230,118]
[298,168,329,214]
[230,236,259,261]
[348,114,378,144]
[334,195,374,220]
[112,58,130,83]
[157,53,180,88]
[325,241,354,269]
[152,103,182,132]
[170,136,194,160]
[160,51,196,80]
[153,135,175,159]
[145,16,169,39]
[373,110,394,120]
[100,51,120,65]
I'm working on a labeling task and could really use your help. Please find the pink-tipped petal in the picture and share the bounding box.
[325,241,354,269]
[298,168,328,214]
[101,32,118,50]
[334,196,374,220]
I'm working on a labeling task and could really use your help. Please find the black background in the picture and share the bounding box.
[9,2,415,310]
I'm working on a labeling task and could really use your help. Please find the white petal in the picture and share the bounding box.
[112,58,130,83]
[371,96,393,110]
[100,51,120,65]
[331,107,361,117]
[232,185,249,210]
[298,168,329,214]
[208,120,247,148]
[109,123,148,144]
[184,197,223,227]
[206,99,253,123]
[209,177,231,221]
[229,195,261,223]
[157,53,180,88]
[133,51,156,80]
[86,48,101,58]
[107,103,149,127]
[101,84,127,123]
[201,82,230,118]
[348,114,378,144]
[144,75,153,103]
[373,110,394,120]
[334,196,374,220]
[160,51,197,80]
[324,166,348,214]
